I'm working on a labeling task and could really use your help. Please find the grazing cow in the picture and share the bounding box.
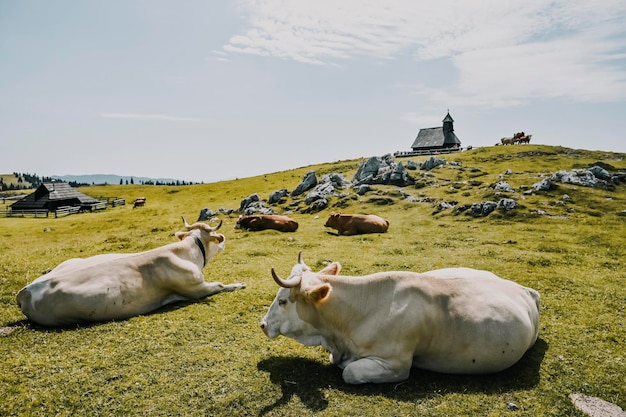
[235,214,298,232]
[324,212,389,236]
[16,218,246,326]
[501,137,515,145]
[261,253,540,384]
[133,197,146,208]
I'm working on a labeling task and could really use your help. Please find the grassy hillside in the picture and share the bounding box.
[1,144,624,416]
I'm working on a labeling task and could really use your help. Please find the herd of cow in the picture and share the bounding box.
[16,214,541,384]
[499,131,532,145]
[235,212,390,236]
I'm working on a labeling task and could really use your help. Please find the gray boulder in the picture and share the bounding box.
[238,193,261,212]
[389,162,413,186]
[532,178,553,191]
[551,169,599,187]
[197,208,216,221]
[588,166,611,181]
[353,156,385,183]
[321,173,351,188]
[353,154,414,186]
[406,160,419,170]
[497,198,518,210]
[357,184,370,195]
[291,171,318,197]
[305,182,335,205]
[470,201,497,217]
[420,156,447,171]
[494,181,514,192]
[238,193,274,215]
[268,188,289,205]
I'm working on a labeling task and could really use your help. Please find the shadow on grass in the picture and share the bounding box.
[257,338,548,415]
[3,297,219,332]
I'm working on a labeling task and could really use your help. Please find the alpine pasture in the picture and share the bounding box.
[1,145,624,416]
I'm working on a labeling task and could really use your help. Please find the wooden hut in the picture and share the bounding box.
[10,182,105,213]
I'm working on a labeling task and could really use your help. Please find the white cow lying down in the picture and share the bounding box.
[261,253,540,384]
[16,218,246,326]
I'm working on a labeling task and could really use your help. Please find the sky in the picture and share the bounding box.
[1,0,625,183]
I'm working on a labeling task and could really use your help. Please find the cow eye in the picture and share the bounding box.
[278,299,287,306]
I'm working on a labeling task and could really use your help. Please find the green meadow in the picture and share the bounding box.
[1,144,624,416]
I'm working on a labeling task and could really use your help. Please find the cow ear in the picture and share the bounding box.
[306,284,331,303]
[319,262,341,276]
[175,231,189,241]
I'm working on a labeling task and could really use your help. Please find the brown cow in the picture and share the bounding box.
[518,134,532,144]
[235,214,298,232]
[324,212,389,236]
[513,131,525,139]
[133,197,146,208]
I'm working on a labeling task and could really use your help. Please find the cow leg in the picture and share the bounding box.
[342,357,410,384]
[180,281,246,299]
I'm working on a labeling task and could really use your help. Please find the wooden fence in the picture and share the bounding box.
[54,206,80,217]
[393,147,466,158]
[2,209,49,218]
[1,197,126,218]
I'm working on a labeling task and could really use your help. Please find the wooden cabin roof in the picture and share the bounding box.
[10,182,102,210]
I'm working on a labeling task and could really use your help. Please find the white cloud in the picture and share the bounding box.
[226,0,626,112]
[99,113,205,122]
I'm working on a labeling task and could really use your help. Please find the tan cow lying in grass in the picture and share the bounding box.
[324,212,389,236]
[16,218,245,326]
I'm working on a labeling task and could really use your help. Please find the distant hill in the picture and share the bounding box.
[50,174,192,185]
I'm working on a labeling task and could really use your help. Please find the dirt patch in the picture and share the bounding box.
[571,394,626,417]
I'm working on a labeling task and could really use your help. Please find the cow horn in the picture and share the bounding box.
[209,219,223,231]
[298,251,304,265]
[182,216,192,229]
[272,268,302,288]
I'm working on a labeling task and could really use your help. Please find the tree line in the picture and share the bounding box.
[1,172,199,191]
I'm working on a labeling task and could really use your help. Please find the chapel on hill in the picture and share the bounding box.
[410,111,462,153]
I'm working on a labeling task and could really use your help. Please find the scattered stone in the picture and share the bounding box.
[506,402,519,411]
[588,166,611,181]
[353,154,414,186]
[570,393,626,417]
[357,184,370,195]
[532,178,553,191]
[420,156,447,171]
[551,169,601,188]
[321,173,351,188]
[291,171,318,197]
[469,201,497,217]
[406,160,419,170]
[494,181,515,192]
[497,198,518,210]
[438,202,456,210]
[197,208,216,221]
[305,182,335,205]
[302,198,328,213]
[238,193,273,215]
[238,193,260,212]
[268,188,289,205]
